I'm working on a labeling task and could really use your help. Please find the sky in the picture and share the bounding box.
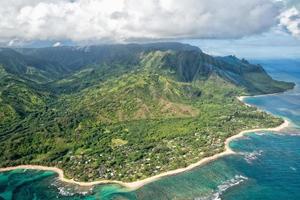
[0,0,300,58]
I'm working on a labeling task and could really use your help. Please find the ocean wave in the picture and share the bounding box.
[276,128,300,136]
[56,186,77,196]
[239,150,263,164]
[51,179,93,197]
[255,132,266,136]
[194,175,248,200]
[290,166,297,171]
[277,107,300,116]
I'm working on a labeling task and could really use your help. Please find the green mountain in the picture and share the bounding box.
[0,43,294,181]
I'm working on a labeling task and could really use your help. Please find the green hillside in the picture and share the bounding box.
[0,43,294,182]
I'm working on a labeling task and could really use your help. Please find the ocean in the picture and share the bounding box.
[1,59,300,200]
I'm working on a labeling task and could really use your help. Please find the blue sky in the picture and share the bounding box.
[0,0,299,59]
[183,31,300,59]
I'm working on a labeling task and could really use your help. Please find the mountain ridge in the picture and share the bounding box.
[0,42,295,181]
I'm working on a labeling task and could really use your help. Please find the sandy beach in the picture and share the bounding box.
[0,97,291,190]
[237,96,249,106]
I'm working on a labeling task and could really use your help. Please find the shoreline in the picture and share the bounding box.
[0,98,291,190]
[237,96,252,107]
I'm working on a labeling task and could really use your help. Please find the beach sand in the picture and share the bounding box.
[0,97,291,190]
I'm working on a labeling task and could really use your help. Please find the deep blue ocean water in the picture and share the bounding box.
[1,59,300,200]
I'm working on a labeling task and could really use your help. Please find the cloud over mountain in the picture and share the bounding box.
[0,0,282,44]
[280,7,300,37]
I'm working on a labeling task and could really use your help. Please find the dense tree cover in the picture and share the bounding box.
[0,43,294,182]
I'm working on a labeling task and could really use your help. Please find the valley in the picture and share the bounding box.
[0,43,294,182]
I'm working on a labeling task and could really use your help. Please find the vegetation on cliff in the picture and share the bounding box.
[0,43,294,181]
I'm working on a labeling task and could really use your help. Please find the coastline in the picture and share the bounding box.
[0,98,291,191]
[237,96,250,106]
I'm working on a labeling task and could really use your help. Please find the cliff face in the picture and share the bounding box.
[0,43,294,181]
[0,42,294,124]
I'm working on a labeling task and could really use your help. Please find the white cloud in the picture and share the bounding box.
[280,7,300,37]
[8,40,16,47]
[52,42,61,47]
[0,0,284,43]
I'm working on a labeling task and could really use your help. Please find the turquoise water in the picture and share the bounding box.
[1,59,300,200]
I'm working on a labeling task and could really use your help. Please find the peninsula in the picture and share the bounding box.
[0,43,294,182]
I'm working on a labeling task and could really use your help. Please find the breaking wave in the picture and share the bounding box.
[194,175,248,200]
[51,179,93,197]
[240,150,263,164]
